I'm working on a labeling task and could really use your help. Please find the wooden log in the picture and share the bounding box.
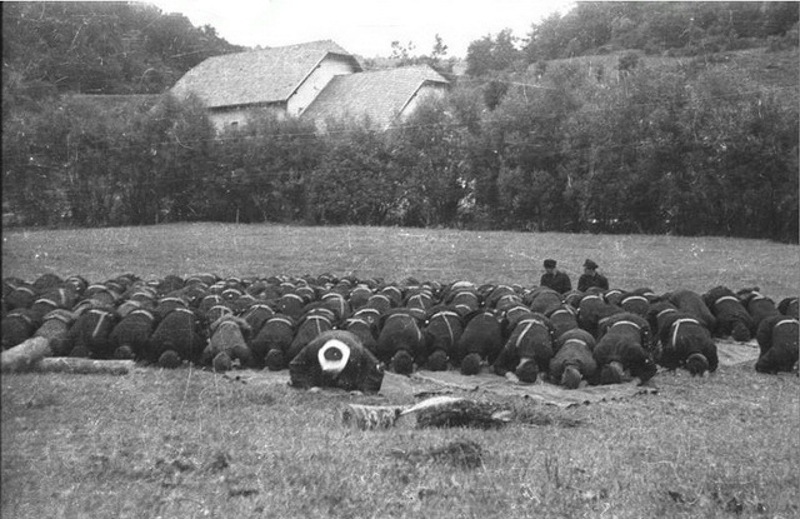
[341,397,463,431]
[1,337,52,373]
[34,357,136,375]
[413,398,511,429]
[341,396,512,431]
[341,404,404,430]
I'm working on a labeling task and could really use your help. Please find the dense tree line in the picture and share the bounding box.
[4,50,797,242]
[466,2,799,75]
[2,1,241,104]
[2,1,797,242]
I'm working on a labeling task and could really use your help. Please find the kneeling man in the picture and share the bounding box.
[289,330,385,393]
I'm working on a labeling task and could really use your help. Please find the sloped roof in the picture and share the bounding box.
[301,65,449,128]
[171,40,361,108]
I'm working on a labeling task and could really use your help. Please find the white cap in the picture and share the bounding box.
[318,339,351,374]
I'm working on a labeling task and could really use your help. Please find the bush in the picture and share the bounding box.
[767,24,800,52]
[2,61,796,243]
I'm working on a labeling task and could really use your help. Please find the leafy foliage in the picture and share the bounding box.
[466,29,523,77]
[5,45,797,242]
[2,2,797,243]
[521,2,799,63]
[2,1,242,97]
[306,118,398,225]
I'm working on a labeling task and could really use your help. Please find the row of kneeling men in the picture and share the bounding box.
[2,273,797,391]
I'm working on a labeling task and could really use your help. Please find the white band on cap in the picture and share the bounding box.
[550,307,575,318]
[622,295,648,304]
[432,311,460,320]
[775,319,798,329]
[671,318,701,347]
[611,320,642,330]
[657,308,677,318]
[318,339,351,374]
[714,295,740,306]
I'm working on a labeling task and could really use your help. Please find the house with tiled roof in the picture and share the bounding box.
[301,65,449,130]
[171,40,361,130]
[171,40,449,131]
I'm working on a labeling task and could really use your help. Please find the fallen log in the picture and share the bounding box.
[34,357,136,375]
[341,396,512,431]
[341,404,404,430]
[1,337,52,373]
[414,398,512,429]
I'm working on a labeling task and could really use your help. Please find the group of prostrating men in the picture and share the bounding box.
[2,269,797,395]
[291,259,796,394]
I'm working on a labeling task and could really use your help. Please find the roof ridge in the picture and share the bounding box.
[206,39,349,59]
[358,64,448,78]
[171,40,359,108]
[302,66,449,129]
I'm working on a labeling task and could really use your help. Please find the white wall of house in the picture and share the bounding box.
[398,83,449,121]
[208,104,285,132]
[287,56,357,117]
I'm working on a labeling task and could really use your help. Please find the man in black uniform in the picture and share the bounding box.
[578,259,609,292]
[540,259,572,295]
[289,330,384,393]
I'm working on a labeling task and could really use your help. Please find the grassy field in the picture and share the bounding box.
[2,222,798,300]
[2,223,799,518]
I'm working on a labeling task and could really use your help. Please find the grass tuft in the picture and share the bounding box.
[205,450,231,473]
[512,406,585,428]
[392,439,485,470]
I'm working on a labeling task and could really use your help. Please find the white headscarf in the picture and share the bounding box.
[318,339,351,374]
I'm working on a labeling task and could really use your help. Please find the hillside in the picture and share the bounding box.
[532,47,799,91]
[2,3,796,242]
[1,1,243,102]
[521,2,798,62]
[4,2,796,102]
[503,46,800,114]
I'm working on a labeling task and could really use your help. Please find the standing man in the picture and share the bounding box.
[540,259,572,294]
[578,259,609,292]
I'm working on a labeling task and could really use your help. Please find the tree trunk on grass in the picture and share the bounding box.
[1,337,51,373]
[342,396,512,430]
[413,398,511,429]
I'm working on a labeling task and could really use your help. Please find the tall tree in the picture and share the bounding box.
[2,1,242,98]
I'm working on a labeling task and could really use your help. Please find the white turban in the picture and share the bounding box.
[318,339,351,374]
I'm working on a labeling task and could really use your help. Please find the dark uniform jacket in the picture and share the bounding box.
[549,329,598,384]
[755,316,799,374]
[540,271,572,294]
[289,331,384,393]
[578,272,609,292]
